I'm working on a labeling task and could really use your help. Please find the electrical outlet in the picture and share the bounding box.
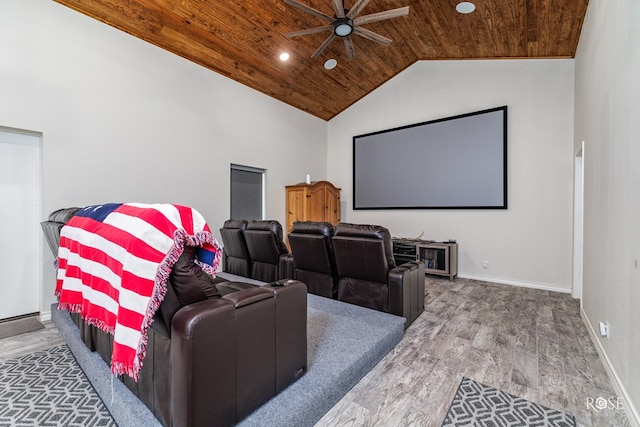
[482,260,489,268]
[599,321,609,338]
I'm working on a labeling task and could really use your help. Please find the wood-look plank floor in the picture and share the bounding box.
[0,278,631,426]
[0,320,64,362]
[316,277,631,427]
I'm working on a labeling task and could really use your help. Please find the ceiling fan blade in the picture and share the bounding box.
[312,33,337,58]
[353,6,410,26]
[286,25,334,38]
[353,27,392,46]
[284,0,334,22]
[332,0,345,18]
[346,0,372,19]
[343,36,356,60]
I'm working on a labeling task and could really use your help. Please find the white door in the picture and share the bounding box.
[0,128,41,320]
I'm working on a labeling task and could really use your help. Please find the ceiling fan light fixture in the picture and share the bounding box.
[456,2,475,14]
[285,0,409,59]
[333,18,353,37]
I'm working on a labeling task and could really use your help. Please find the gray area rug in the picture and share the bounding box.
[0,316,44,340]
[0,345,115,426]
[442,377,576,427]
[52,275,406,427]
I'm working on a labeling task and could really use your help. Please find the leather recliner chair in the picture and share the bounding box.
[219,219,252,277]
[77,276,308,427]
[243,220,293,282]
[40,207,82,256]
[332,223,425,327]
[103,277,308,427]
[44,208,308,427]
[287,221,338,298]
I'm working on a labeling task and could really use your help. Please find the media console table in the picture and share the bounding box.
[392,238,458,281]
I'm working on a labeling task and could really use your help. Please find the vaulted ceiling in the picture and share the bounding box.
[54,0,590,120]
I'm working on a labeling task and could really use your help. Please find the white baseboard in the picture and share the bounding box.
[457,273,572,294]
[39,310,51,322]
[581,308,640,427]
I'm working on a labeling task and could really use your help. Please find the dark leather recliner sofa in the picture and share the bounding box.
[42,209,308,427]
[287,221,338,298]
[331,222,425,327]
[220,219,294,282]
[219,219,252,277]
[94,275,307,427]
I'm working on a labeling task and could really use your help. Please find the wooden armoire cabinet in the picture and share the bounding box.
[285,181,341,236]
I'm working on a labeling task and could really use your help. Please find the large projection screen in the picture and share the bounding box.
[353,106,507,209]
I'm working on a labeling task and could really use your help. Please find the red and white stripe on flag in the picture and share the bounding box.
[56,203,221,380]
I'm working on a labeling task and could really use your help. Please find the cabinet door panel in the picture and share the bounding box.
[325,187,340,225]
[286,188,306,234]
[307,185,326,222]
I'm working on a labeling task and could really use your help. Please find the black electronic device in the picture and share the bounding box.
[392,242,417,255]
[392,239,418,265]
[270,281,286,287]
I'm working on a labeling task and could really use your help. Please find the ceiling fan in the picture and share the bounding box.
[284,0,409,60]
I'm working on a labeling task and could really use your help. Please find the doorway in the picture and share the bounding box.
[573,142,584,302]
[0,127,41,320]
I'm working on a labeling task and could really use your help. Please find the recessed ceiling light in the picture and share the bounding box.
[456,2,475,14]
[324,59,337,70]
[279,52,290,61]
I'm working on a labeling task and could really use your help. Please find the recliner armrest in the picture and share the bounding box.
[169,282,307,426]
[222,286,272,307]
[388,260,425,327]
[171,298,237,426]
[278,253,295,280]
[262,280,308,392]
[388,265,411,321]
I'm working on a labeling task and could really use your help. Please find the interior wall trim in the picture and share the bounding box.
[39,311,51,322]
[457,274,571,294]
[581,309,640,427]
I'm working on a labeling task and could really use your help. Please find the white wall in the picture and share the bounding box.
[0,0,327,316]
[574,0,640,421]
[328,59,575,291]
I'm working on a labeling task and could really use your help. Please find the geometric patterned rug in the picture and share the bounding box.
[441,377,576,427]
[0,345,116,426]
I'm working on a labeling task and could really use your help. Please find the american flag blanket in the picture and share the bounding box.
[56,203,221,380]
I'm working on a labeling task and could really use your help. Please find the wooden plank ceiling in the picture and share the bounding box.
[54,0,589,120]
